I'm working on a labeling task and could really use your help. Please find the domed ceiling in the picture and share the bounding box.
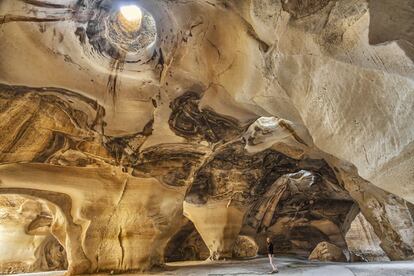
[0,0,413,273]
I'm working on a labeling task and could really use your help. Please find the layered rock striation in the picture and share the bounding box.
[0,0,413,274]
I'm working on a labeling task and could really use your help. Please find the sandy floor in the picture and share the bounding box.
[9,257,414,276]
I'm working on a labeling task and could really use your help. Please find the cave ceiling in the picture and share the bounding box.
[0,0,413,274]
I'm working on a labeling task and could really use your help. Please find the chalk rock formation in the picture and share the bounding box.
[309,241,347,262]
[0,0,413,273]
[165,222,257,261]
[0,195,67,273]
[233,236,259,259]
[346,213,388,261]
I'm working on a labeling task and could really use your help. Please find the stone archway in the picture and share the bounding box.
[0,194,67,273]
[0,188,90,275]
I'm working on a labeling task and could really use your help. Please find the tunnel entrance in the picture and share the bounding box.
[165,220,259,262]
[0,195,67,274]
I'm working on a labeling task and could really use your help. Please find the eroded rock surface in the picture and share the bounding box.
[0,0,413,274]
[346,213,388,261]
[0,195,67,273]
[309,241,347,262]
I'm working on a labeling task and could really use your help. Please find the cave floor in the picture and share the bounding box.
[12,257,414,276]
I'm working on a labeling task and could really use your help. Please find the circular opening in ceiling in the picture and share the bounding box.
[120,5,142,22]
[118,4,143,32]
[86,2,158,64]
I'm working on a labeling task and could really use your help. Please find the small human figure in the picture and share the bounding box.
[267,237,278,274]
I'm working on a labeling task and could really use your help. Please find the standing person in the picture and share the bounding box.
[267,237,278,274]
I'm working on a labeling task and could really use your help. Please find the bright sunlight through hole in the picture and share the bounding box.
[119,4,142,22]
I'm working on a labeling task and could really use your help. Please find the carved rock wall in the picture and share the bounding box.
[0,195,67,273]
[0,0,413,273]
[346,213,389,261]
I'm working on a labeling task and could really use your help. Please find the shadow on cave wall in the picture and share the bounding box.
[368,0,414,61]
